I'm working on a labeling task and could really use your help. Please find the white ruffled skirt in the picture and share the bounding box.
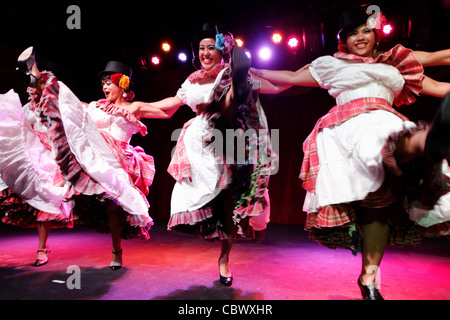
[304,110,450,228]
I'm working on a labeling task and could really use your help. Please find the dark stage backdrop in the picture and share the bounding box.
[0,1,449,226]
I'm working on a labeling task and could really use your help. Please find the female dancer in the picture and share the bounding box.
[132,21,282,286]
[7,47,160,269]
[251,5,450,299]
[0,86,73,266]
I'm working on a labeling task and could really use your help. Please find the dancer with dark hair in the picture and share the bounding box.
[252,5,450,299]
[2,47,162,269]
[0,88,73,266]
[132,21,282,286]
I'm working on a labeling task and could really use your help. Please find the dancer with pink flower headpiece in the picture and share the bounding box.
[251,4,450,299]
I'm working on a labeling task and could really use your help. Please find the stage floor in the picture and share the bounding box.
[0,220,449,300]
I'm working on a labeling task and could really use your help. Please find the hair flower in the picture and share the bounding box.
[215,33,226,51]
[118,75,130,90]
[367,12,387,40]
[110,73,130,90]
[366,17,376,29]
[110,73,122,84]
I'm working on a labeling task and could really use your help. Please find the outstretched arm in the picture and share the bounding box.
[254,75,292,94]
[414,49,450,67]
[250,64,320,88]
[252,64,313,94]
[130,95,184,120]
[421,75,450,98]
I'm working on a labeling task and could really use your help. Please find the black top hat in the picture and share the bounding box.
[338,5,371,41]
[98,61,133,80]
[194,21,227,45]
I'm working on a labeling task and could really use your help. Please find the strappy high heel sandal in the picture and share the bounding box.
[16,46,41,88]
[33,248,51,267]
[110,249,123,270]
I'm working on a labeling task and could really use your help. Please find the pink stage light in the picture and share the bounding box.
[287,37,299,48]
[383,24,393,35]
[151,56,160,65]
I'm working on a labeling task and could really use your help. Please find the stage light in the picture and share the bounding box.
[161,42,171,52]
[235,38,244,47]
[272,33,282,44]
[383,24,393,35]
[259,47,271,60]
[151,55,161,65]
[287,37,299,48]
[178,52,188,62]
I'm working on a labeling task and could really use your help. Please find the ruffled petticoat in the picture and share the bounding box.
[303,111,450,255]
[0,89,73,229]
[168,67,274,240]
[26,72,154,239]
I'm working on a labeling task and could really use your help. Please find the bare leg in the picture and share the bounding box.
[356,207,390,300]
[106,201,123,269]
[219,235,235,278]
[360,219,389,285]
[360,206,390,284]
[37,221,51,248]
[34,221,51,266]
[218,188,237,285]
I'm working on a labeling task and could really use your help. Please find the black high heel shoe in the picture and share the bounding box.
[358,277,384,300]
[231,46,251,105]
[110,249,123,270]
[219,274,233,287]
[16,46,40,88]
[33,248,51,267]
[218,260,233,286]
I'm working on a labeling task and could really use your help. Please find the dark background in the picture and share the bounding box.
[1,0,449,226]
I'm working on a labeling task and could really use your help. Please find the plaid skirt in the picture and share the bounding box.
[304,118,450,255]
[1,188,73,229]
[168,67,274,240]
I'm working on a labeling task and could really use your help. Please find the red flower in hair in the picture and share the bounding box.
[110,73,122,85]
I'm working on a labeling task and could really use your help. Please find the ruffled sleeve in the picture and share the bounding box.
[95,99,148,136]
[376,45,424,106]
[176,78,190,106]
[334,45,424,106]
[309,55,342,90]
